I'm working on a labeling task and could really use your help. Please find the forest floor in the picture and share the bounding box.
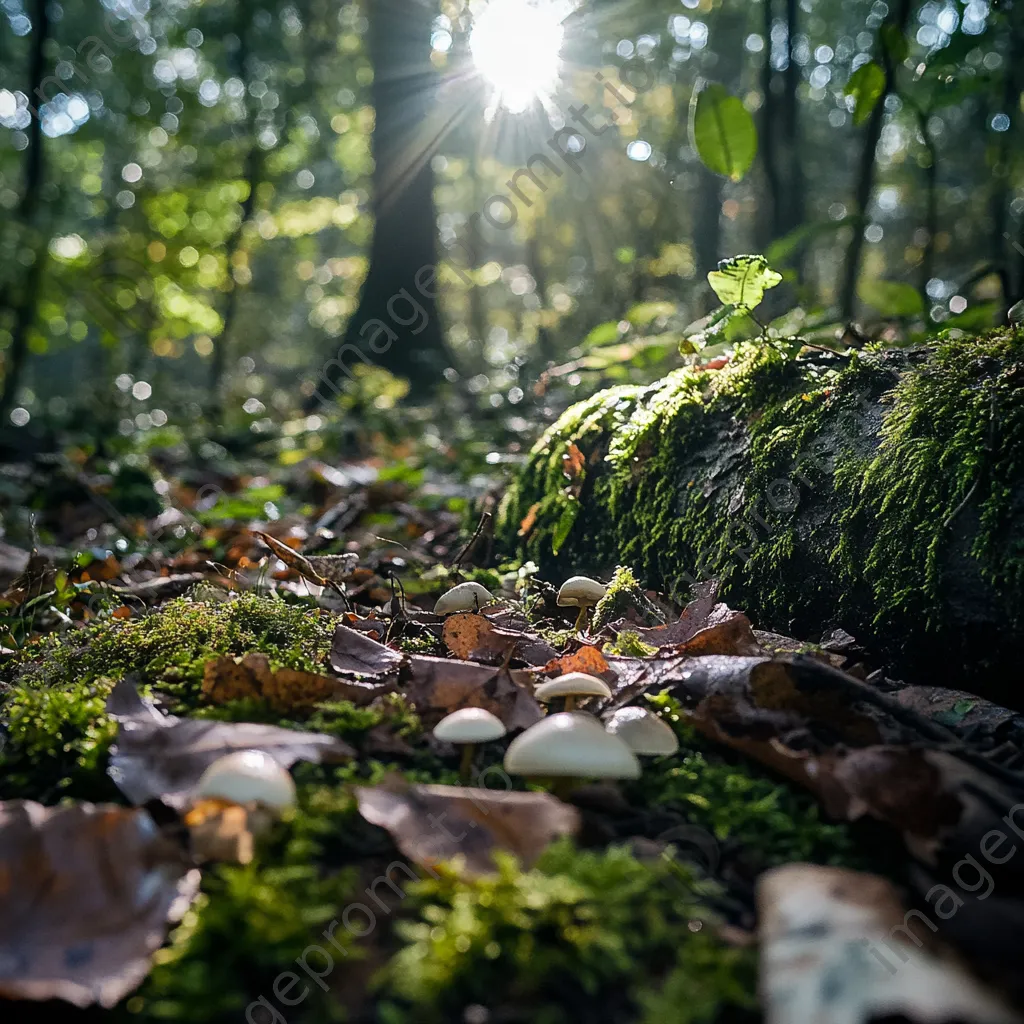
[2,407,1024,1024]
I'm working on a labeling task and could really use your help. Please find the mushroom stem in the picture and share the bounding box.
[551,776,577,801]
[564,695,576,713]
[573,606,588,633]
[458,744,475,785]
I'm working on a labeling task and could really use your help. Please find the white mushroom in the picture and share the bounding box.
[433,581,494,616]
[503,712,640,785]
[194,750,297,811]
[556,576,607,632]
[603,707,679,756]
[534,671,612,713]
[433,708,508,783]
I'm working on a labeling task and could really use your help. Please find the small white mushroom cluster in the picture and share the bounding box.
[433,581,494,616]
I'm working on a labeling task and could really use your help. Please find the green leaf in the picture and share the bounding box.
[845,61,886,126]
[581,320,622,349]
[691,84,757,182]
[707,255,782,309]
[551,497,579,556]
[857,278,924,318]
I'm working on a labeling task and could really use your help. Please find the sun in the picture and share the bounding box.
[469,0,567,115]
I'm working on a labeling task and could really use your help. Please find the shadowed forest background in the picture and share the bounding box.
[0,0,1021,475]
[4,4,1024,1024]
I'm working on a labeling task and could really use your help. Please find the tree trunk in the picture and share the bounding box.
[0,0,50,422]
[333,0,448,396]
[839,0,913,320]
[498,333,1024,706]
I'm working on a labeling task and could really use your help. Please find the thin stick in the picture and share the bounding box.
[452,511,491,571]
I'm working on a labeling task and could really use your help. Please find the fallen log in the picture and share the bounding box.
[497,331,1024,705]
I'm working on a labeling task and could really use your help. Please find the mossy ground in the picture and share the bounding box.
[0,588,906,1024]
[498,331,1024,694]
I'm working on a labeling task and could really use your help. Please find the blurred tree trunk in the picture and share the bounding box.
[337,0,448,394]
[0,0,50,422]
[210,8,261,419]
[839,0,912,320]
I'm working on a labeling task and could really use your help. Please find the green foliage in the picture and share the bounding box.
[603,629,659,657]
[846,61,887,126]
[592,564,664,631]
[691,84,758,182]
[857,278,925,318]
[707,256,783,311]
[377,841,755,1024]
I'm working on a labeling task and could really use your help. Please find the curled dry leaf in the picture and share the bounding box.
[329,621,405,677]
[541,644,611,678]
[251,530,332,590]
[401,654,542,731]
[0,800,199,1009]
[354,780,580,877]
[441,612,558,666]
[758,864,1020,1024]
[633,579,720,647]
[106,680,354,809]
[202,652,392,711]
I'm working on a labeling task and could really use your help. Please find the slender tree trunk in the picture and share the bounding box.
[0,0,50,422]
[209,11,261,418]
[758,0,782,248]
[915,108,938,315]
[780,0,804,235]
[337,0,447,394]
[839,0,912,320]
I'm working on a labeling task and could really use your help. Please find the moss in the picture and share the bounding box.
[376,841,756,1024]
[592,565,665,631]
[604,630,659,658]
[498,333,1024,687]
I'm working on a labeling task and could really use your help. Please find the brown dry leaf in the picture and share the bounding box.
[0,800,199,1008]
[402,655,542,731]
[442,612,504,660]
[672,606,763,657]
[329,622,405,677]
[635,579,720,647]
[561,442,586,484]
[354,780,580,877]
[251,530,329,588]
[542,644,611,678]
[305,552,359,583]
[106,680,354,809]
[758,864,1020,1024]
[518,501,541,538]
[202,653,388,711]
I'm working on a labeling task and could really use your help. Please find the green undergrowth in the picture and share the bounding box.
[498,331,1024,678]
[0,592,888,1023]
[376,841,757,1024]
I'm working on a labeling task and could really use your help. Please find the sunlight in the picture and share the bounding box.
[469,0,567,115]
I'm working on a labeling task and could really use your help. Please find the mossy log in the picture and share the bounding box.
[498,332,1024,703]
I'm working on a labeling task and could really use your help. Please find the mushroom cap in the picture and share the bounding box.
[195,750,297,809]
[556,575,607,608]
[433,707,508,744]
[604,707,679,756]
[503,712,641,779]
[534,671,612,703]
[434,581,493,615]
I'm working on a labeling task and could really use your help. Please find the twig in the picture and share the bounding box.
[451,511,491,571]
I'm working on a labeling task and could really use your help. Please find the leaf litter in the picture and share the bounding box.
[4,456,1024,1021]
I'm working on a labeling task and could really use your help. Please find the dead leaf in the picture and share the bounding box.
[442,612,505,660]
[106,680,354,809]
[758,864,1020,1024]
[635,579,720,647]
[354,780,580,877]
[329,622,405,677]
[402,655,543,731]
[561,442,586,484]
[671,606,763,657]
[518,501,541,538]
[305,552,359,583]
[252,531,346,592]
[0,800,199,1008]
[541,644,611,678]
